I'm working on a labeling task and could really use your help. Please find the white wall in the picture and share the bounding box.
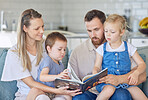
[0,0,62,31]
[0,0,148,33]
[62,0,148,33]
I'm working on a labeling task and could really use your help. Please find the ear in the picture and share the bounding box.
[23,25,28,33]
[46,45,52,53]
[120,29,125,36]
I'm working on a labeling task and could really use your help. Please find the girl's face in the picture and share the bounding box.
[104,22,124,44]
[23,18,44,42]
[47,40,67,63]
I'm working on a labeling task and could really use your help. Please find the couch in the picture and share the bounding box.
[0,47,148,100]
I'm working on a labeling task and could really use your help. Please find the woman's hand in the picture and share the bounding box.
[57,86,82,96]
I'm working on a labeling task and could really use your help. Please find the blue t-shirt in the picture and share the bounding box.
[36,56,65,87]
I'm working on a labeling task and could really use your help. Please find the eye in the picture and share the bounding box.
[87,29,91,32]
[104,30,108,33]
[64,48,66,51]
[35,27,39,30]
[95,28,99,31]
[58,48,62,51]
[111,31,115,34]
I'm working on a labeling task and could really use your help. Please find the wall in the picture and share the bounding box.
[0,0,62,31]
[0,0,148,33]
[62,0,148,33]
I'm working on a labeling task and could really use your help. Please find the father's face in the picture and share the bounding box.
[85,17,105,47]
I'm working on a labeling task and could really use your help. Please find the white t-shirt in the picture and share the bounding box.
[1,44,47,95]
[96,41,137,69]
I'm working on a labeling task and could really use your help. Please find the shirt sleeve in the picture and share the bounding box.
[127,42,137,56]
[1,48,31,81]
[127,42,137,69]
[96,44,104,56]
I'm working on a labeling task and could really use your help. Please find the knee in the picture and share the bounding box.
[36,94,50,100]
[104,85,115,94]
[27,87,45,100]
[110,88,132,100]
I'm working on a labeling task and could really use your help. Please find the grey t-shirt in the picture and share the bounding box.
[36,55,64,87]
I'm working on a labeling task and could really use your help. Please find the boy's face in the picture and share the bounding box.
[104,22,124,44]
[47,40,67,63]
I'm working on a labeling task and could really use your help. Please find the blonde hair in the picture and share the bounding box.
[104,14,127,32]
[16,9,43,72]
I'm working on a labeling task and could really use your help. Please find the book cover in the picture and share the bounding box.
[55,64,108,92]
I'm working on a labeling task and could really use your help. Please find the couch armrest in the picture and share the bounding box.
[0,49,18,100]
[142,76,148,97]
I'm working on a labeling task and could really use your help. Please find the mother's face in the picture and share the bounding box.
[23,18,44,41]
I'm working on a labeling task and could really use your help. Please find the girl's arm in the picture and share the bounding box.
[132,51,146,76]
[99,69,146,86]
[40,67,69,82]
[92,52,103,74]
[128,51,146,85]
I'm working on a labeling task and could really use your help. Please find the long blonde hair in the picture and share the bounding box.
[16,9,43,72]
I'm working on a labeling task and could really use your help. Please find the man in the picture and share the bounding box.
[69,9,146,100]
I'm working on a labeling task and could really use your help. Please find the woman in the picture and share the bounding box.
[1,9,80,100]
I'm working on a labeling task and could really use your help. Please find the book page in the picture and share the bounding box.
[67,63,81,82]
[81,68,108,92]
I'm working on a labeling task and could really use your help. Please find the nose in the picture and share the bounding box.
[61,49,66,55]
[40,27,44,34]
[91,31,96,37]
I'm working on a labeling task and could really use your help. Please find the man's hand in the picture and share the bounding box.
[99,74,120,86]
[128,71,139,85]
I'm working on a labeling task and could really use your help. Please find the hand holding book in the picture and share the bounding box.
[55,63,108,92]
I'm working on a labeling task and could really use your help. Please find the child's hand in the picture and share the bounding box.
[58,69,70,79]
[128,71,139,85]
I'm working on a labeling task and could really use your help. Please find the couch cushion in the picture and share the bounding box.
[137,46,148,76]
[0,49,18,100]
[62,47,69,69]
[137,46,148,97]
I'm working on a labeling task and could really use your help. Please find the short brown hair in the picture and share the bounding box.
[45,32,67,53]
[84,9,106,24]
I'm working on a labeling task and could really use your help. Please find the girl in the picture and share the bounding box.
[93,14,147,100]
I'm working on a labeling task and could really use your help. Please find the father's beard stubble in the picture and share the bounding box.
[91,37,105,48]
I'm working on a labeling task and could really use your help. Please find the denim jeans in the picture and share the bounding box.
[72,88,132,100]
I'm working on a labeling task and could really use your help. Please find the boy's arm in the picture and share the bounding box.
[40,67,60,82]
[40,67,69,82]
[92,53,103,74]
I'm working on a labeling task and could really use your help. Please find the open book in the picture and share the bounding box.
[55,64,108,93]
